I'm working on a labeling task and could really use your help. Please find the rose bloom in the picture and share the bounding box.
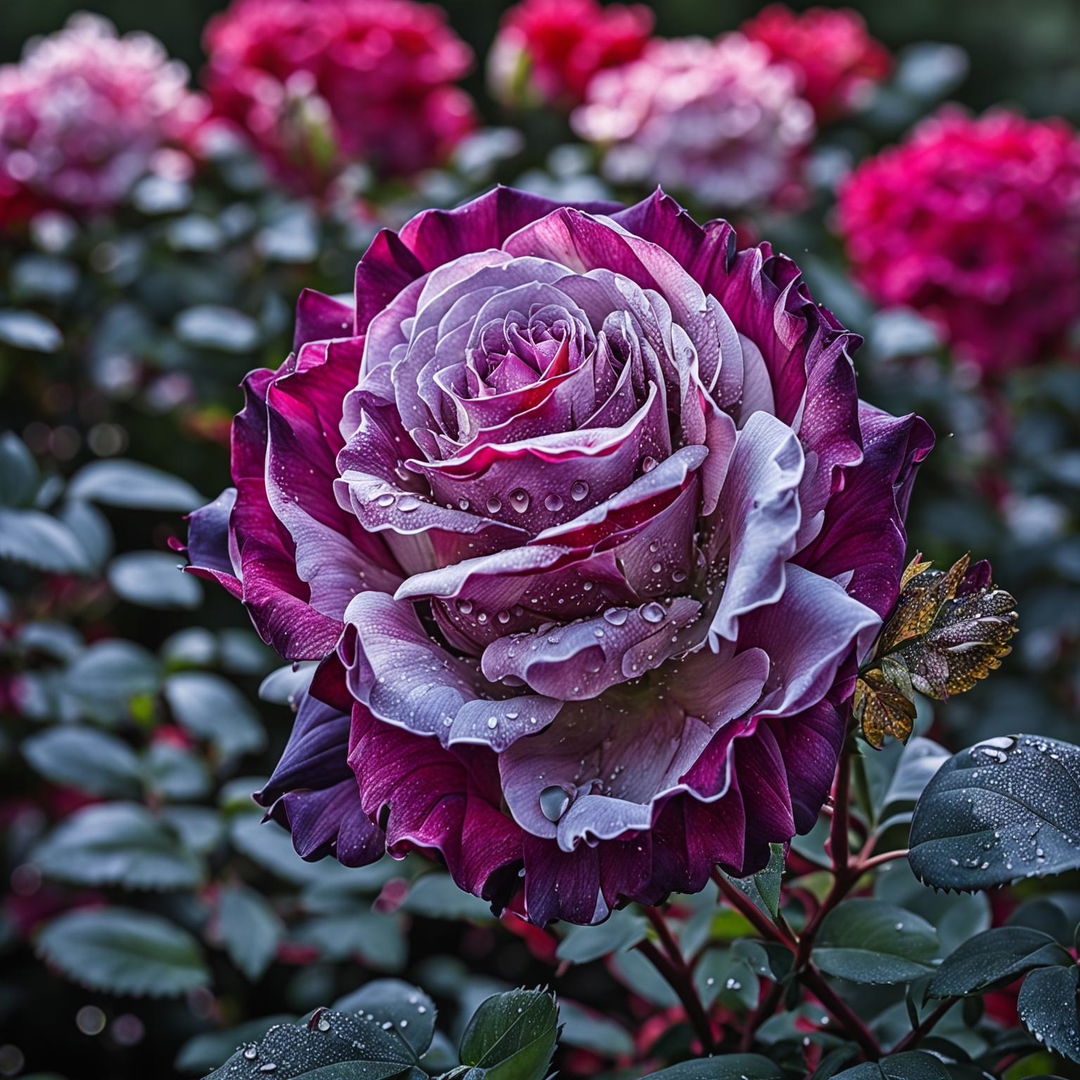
[572,35,814,212]
[488,0,653,110]
[187,186,932,924]
[0,14,206,221]
[741,5,891,124]
[838,109,1080,376]
[202,0,476,191]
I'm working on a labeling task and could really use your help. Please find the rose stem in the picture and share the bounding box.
[635,908,717,1054]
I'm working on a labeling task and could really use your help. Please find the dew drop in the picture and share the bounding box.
[570,480,589,502]
[243,1047,258,1061]
[316,1017,331,1033]
[539,785,570,822]
[487,716,498,729]
[509,489,530,513]
[457,598,474,615]
[375,493,395,508]
[603,607,628,626]
[397,494,420,512]
[486,495,502,514]
[641,601,665,624]
[641,456,658,473]
[544,493,564,512]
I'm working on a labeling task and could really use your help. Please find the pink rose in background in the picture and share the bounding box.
[741,5,891,124]
[488,0,654,110]
[572,35,814,212]
[0,14,206,222]
[202,0,477,193]
[838,109,1080,376]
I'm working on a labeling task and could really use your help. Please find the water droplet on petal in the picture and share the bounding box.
[544,493,564,512]
[570,480,589,501]
[486,495,502,514]
[641,601,665,624]
[539,785,570,822]
[375,493,395,508]
[397,494,420,512]
[641,456,658,473]
[457,598,474,615]
[509,489,530,513]
[603,607,628,626]
[243,1047,258,1061]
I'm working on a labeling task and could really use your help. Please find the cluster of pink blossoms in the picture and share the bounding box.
[0,14,206,224]
[741,4,892,124]
[488,0,653,109]
[839,109,1080,375]
[572,35,815,212]
[201,0,477,192]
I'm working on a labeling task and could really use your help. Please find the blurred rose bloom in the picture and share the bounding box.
[488,0,653,110]
[839,109,1080,376]
[0,14,206,222]
[188,186,931,924]
[202,0,476,192]
[572,35,814,211]
[741,5,891,124]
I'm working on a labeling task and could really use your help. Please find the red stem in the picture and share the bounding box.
[636,910,717,1054]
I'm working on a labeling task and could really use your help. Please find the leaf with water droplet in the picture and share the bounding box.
[829,1050,951,1079]
[909,733,1080,892]
[812,899,939,985]
[928,925,1071,998]
[856,554,1017,747]
[635,1054,783,1079]
[721,843,785,919]
[459,988,558,1080]
[1017,964,1080,1064]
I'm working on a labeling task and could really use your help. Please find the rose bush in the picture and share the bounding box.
[572,36,814,212]
[0,14,206,223]
[488,0,654,110]
[741,5,891,124]
[838,108,1080,376]
[201,0,476,192]
[187,186,932,925]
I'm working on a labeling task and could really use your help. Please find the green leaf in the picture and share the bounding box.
[813,899,939,985]
[58,499,113,572]
[176,1015,294,1074]
[694,949,758,1010]
[294,911,406,971]
[332,980,436,1060]
[174,304,260,353]
[724,843,785,918]
[637,1056,782,1079]
[61,639,161,723]
[909,734,1080,892]
[1017,964,1080,1063]
[37,908,208,997]
[164,672,266,759]
[459,989,558,1080]
[557,1000,633,1057]
[108,551,202,609]
[0,308,62,352]
[0,507,89,573]
[831,1050,951,1079]
[0,431,40,506]
[68,459,203,511]
[400,873,496,922]
[146,742,211,802]
[203,1010,424,1079]
[219,884,284,981]
[929,927,1071,998]
[556,907,646,965]
[33,802,203,890]
[1009,892,1080,945]
[22,726,141,797]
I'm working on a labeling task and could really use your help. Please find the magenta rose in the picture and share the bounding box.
[187,187,932,924]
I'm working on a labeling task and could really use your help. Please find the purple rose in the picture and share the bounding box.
[188,187,932,925]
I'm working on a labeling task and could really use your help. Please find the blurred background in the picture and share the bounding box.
[1,1,1078,1078]
[4,0,1080,121]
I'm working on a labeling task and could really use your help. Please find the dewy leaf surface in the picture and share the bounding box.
[909,734,1080,891]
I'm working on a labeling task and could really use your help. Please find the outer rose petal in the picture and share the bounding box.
[189,185,933,925]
